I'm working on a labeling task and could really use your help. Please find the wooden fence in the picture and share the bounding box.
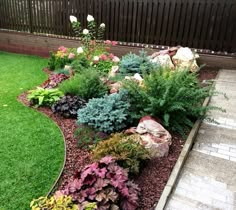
[0,0,236,53]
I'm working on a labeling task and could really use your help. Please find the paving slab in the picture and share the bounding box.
[164,70,236,210]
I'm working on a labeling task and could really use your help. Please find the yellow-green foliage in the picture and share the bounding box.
[92,133,150,174]
[30,196,78,210]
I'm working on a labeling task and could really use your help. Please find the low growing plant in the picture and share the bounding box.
[124,67,222,136]
[30,195,97,210]
[74,125,109,149]
[52,95,86,118]
[30,195,78,210]
[60,156,140,210]
[27,87,64,107]
[119,50,158,76]
[42,73,69,89]
[77,90,130,133]
[59,69,108,101]
[92,133,150,174]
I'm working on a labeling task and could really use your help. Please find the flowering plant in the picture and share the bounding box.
[60,156,140,210]
[92,53,120,74]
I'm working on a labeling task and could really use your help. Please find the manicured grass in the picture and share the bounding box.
[0,52,64,210]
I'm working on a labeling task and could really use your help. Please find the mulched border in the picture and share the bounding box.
[17,68,218,210]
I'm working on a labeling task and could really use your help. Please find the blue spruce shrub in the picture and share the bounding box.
[77,90,130,133]
[119,50,158,75]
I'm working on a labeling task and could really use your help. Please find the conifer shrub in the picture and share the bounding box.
[92,133,150,174]
[58,68,108,101]
[123,67,220,136]
[77,90,130,134]
[119,50,158,75]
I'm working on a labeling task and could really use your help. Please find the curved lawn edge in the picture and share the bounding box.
[0,52,65,210]
[17,93,67,197]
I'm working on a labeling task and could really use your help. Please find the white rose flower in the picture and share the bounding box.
[100,23,105,28]
[69,15,77,23]
[87,14,94,22]
[82,29,89,35]
[77,47,84,54]
[93,56,100,61]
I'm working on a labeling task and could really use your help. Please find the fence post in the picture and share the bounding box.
[27,0,33,33]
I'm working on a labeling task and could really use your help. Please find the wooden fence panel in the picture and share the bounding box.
[0,0,235,52]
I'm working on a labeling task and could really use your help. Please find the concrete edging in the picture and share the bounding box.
[154,76,219,209]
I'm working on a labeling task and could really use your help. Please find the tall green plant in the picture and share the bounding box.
[58,68,108,101]
[124,67,222,136]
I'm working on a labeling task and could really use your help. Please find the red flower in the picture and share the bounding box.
[111,41,118,46]
[109,53,115,59]
[58,46,67,53]
[100,54,108,61]
[104,40,111,45]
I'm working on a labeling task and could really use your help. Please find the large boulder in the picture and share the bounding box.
[172,47,199,72]
[135,116,172,158]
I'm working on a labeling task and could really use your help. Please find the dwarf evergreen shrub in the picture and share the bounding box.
[77,90,130,133]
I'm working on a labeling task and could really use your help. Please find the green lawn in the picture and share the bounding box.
[0,52,64,210]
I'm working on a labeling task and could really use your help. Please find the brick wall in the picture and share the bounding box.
[0,30,235,69]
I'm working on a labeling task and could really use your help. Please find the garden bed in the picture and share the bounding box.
[19,68,217,210]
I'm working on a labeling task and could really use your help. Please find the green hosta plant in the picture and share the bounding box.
[27,87,64,107]
[77,90,130,133]
[92,133,150,174]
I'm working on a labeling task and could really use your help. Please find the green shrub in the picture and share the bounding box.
[74,125,109,149]
[124,67,219,136]
[77,90,130,133]
[71,56,90,73]
[119,50,158,75]
[27,87,64,107]
[58,69,108,101]
[92,133,150,174]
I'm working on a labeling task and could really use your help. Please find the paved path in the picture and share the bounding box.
[165,70,236,210]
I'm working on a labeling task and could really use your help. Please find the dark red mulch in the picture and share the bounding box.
[135,134,184,210]
[17,67,218,210]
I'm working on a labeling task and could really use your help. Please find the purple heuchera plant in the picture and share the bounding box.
[42,74,69,89]
[60,156,140,210]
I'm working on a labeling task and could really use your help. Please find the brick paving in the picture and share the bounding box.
[164,70,236,210]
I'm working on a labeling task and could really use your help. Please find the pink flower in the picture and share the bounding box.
[109,53,115,59]
[100,54,108,61]
[104,40,111,45]
[112,56,120,63]
[58,46,67,53]
[68,53,75,59]
[111,41,118,46]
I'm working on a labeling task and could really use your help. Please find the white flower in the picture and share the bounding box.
[69,15,77,23]
[112,56,120,63]
[93,56,100,61]
[100,23,105,28]
[82,29,89,35]
[77,47,84,54]
[87,14,94,22]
